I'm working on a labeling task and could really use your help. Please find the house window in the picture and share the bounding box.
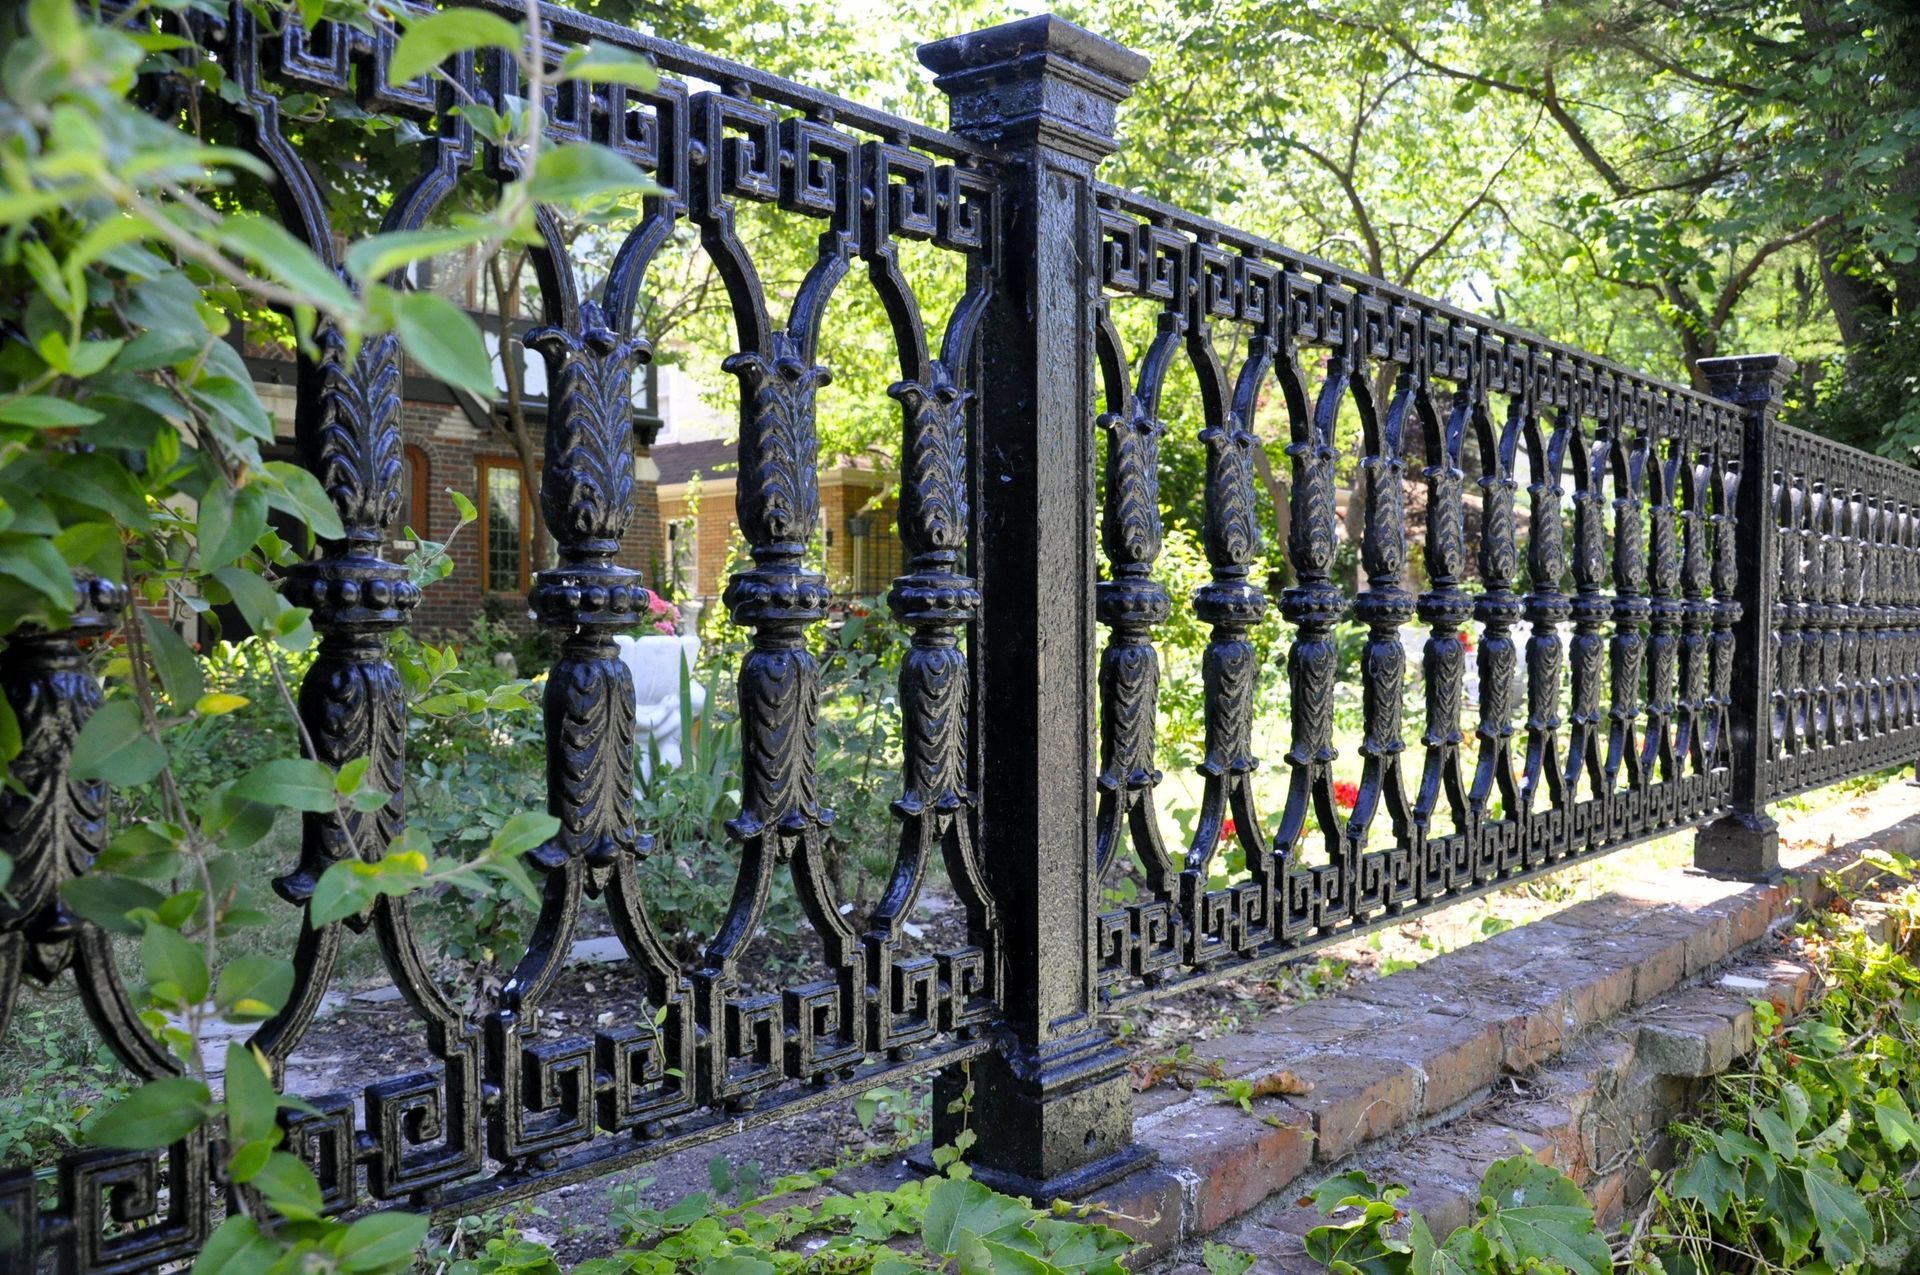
[480,457,534,594]
[400,444,430,541]
[667,517,697,599]
[846,508,903,595]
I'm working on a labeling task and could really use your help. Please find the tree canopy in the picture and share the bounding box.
[579,0,1916,470]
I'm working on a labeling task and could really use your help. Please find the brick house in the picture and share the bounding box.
[654,437,901,609]
[242,329,665,639]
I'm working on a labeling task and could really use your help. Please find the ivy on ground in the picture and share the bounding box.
[1639,854,1920,1273]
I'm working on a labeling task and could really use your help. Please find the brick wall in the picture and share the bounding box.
[400,401,666,637]
[657,480,743,605]
[249,391,663,640]
[657,471,897,607]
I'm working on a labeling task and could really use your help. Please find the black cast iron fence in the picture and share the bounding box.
[0,5,1911,1269]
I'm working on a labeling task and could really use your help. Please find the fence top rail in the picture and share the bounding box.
[376,0,1000,164]
[1093,180,1740,428]
[1773,422,1920,498]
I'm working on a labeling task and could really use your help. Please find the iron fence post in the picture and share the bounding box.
[918,15,1153,1198]
[1694,354,1795,877]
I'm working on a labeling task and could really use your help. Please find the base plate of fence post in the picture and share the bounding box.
[921,1031,1152,1202]
[1693,810,1782,880]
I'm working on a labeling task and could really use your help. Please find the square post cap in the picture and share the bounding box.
[1697,354,1796,408]
[918,15,1150,161]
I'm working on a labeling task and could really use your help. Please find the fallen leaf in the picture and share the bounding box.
[1250,1069,1314,1098]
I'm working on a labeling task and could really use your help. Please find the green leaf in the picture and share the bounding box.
[1303,1197,1405,1270]
[921,1178,1035,1255]
[388,10,522,85]
[141,612,206,710]
[336,1211,431,1272]
[61,875,167,934]
[262,461,346,542]
[1307,1169,1397,1214]
[203,781,279,852]
[310,862,378,928]
[489,809,561,859]
[217,955,294,1021]
[0,532,77,612]
[222,1042,280,1146]
[697,1260,772,1275]
[527,143,658,207]
[70,699,168,785]
[344,224,495,286]
[1801,1165,1872,1267]
[251,1150,326,1222]
[558,43,660,88]
[1873,1088,1920,1151]
[227,1138,273,1184]
[392,290,494,397]
[309,846,430,928]
[55,521,122,576]
[199,482,269,568]
[1201,1241,1257,1275]
[192,1217,276,1275]
[1411,1212,1494,1275]
[85,1077,210,1148]
[1752,1107,1798,1159]
[0,394,102,428]
[239,758,338,813]
[0,694,19,763]
[210,567,301,648]
[1475,1155,1610,1275]
[142,921,210,1005]
[1020,1215,1137,1269]
[1756,1159,1817,1265]
[99,824,184,880]
[214,217,355,316]
[1780,1081,1811,1134]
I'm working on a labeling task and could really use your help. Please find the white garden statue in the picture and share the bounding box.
[614,593,703,778]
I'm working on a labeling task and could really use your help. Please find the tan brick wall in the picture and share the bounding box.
[385,402,665,638]
[656,471,899,607]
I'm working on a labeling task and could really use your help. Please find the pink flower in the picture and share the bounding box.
[642,588,681,635]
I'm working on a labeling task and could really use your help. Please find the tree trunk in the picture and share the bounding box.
[490,251,545,545]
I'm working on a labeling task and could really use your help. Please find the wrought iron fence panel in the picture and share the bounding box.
[1762,424,1920,801]
[1085,185,1747,1003]
[2,5,1918,1267]
[1,0,1004,1265]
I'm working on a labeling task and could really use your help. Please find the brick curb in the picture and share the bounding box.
[1080,788,1920,1270]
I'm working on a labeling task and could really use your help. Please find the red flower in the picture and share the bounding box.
[1333,780,1360,809]
[1459,631,1475,654]
[1219,817,1237,842]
